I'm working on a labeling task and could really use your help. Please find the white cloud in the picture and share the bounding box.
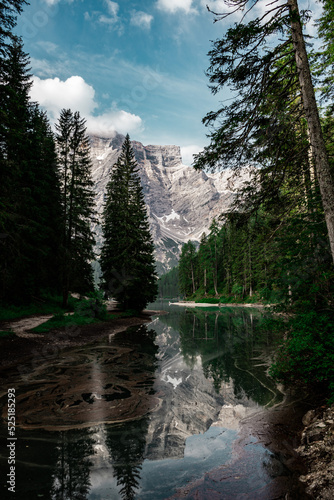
[105,0,119,16]
[29,75,143,137]
[83,1,122,32]
[99,14,117,25]
[130,10,153,29]
[30,75,97,120]
[42,0,74,5]
[42,0,61,5]
[181,145,203,166]
[156,0,196,14]
[99,0,119,25]
[35,41,59,54]
[86,110,142,137]
[201,0,322,29]
[30,57,71,78]
[200,0,227,12]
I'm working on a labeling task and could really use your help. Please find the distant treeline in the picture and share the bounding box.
[178,205,333,309]
[158,266,179,299]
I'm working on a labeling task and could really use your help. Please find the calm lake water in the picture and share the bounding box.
[0,303,298,499]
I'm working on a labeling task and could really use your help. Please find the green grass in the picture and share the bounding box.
[0,330,14,338]
[30,310,136,333]
[31,313,99,333]
[0,294,80,322]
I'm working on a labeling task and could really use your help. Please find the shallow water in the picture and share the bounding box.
[0,303,301,499]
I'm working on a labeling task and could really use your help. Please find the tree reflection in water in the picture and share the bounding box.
[50,428,94,499]
[160,307,280,406]
[0,309,290,499]
[106,417,149,500]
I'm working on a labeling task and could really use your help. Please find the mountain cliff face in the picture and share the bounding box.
[90,134,251,274]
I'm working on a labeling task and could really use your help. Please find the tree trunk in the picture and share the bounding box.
[191,263,196,294]
[288,0,334,264]
[213,272,219,297]
[248,239,252,297]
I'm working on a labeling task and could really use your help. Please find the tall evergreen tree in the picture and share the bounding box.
[100,134,157,311]
[55,109,96,307]
[27,106,63,294]
[178,241,198,297]
[1,39,63,302]
[315,0,334,103]
[194,0,334,264]
[0,1,27,165]
[0,38,31,300]
[0,1,27,57]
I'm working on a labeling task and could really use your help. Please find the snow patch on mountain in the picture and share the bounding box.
[90,133,252,274]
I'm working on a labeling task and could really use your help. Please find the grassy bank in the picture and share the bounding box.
[30,310,133,333]
[0,293,80,322]
[0,330,14,338]
[28,292,135,333]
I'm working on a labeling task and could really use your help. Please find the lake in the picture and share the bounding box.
[0,303,307,499]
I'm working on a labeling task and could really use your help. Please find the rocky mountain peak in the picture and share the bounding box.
[90,133,251,274]
[132,141,182,169]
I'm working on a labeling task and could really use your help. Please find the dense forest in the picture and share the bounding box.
[173,0,334,312]
[0,33,97,306]
[0,0,157,314]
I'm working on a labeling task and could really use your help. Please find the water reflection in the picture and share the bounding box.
[50,429,94,499]
[161,307,280,406]
[106,417,149,499]
[0,306,288,499]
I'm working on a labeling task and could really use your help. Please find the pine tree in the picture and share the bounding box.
[0,37,31,300]
[0,2,27,166]
[100,134,157,311]
[197,233,209,297]
[158,266,179,298]
[194,0,334,264]
[27,106,63,294]
[316,0,334,103]
[0,1,27,58]
[0,39,63,302]
[178,241,198,297]
[55,109,96,307]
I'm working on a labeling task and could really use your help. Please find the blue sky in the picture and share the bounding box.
[15,0,322,165]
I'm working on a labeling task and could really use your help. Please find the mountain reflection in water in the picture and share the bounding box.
[0,306,290,499]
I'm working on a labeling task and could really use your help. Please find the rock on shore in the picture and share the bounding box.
[297,406,334,498]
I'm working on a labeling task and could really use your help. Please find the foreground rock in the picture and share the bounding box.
[296,406,334,498]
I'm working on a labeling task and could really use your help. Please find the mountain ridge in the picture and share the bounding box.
[90,133,251,274]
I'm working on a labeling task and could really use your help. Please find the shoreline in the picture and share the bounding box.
[0,310,159,373]
[170,301,268,308]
